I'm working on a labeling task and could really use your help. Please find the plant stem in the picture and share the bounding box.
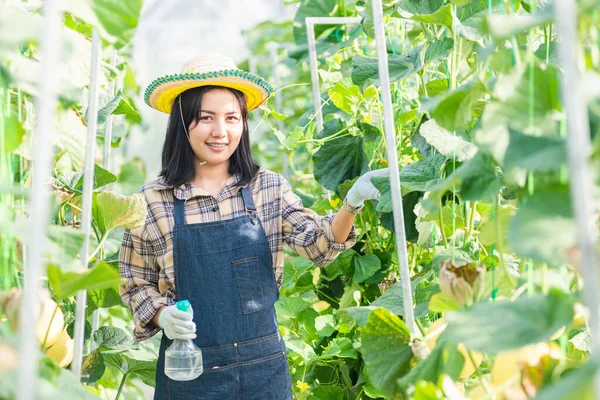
[87,232,110,264]
[115,372,128,400]
[463,201,478,246]
[438,200,448,247]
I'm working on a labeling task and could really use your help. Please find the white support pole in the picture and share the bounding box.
[305,17,362,133]
[267,43,290,178]
[554,0,600,397]
[18,0,62,399]
[71,29,101,379]
[90,49,118,352]
[371,0,416,335]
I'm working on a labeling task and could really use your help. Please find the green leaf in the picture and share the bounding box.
[121,354,157,388]
[313,128,368,192]
[314,314,336,337]
[492,65,561,128]
[411,4,453,29]
[91,0,143,49]
[504,129,566,172]
[372,177,392,213]
[285,338,317,364]
[351,46,424,87]
[445,290,575,353]
[397,343,464,393]
[398,0,444,15]
[400,153,446,192]
[275,297,310,318]
[424,38,455,64]
[311,385,344,400]
[418,120,477,161]
[487,6,554,39]
[359,308,413,398]
[92,191,147,236]
[46,225,86,265]
[292,0,337,45]
[454,152,502,201]
[507,185,576,265]
[423,81,487,132]
[92,326,135,350]
[96,90,140,125]
[353,254,381,284]
[3,115,25,153]
[321,337,358,358]
[48,261,123,300]
[420,79,449,97]
[535,359,599,400]
[428,292,460,313]
[327,82,361,115]
[81,349,105,384]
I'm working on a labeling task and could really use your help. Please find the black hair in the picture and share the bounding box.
[159,85,260,188]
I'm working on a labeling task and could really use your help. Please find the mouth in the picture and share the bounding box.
[206,143,228,148]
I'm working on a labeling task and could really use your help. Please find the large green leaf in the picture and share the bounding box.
[321,337,358,359]
[292,0,337,45]
[410,4,453,29]
[96,90,140,125]
[507,186,576,265]
[311,385,344,400]
[397,0,444,14]
[81,349,105,384]
[418,120,477,161]
[353,254,381,283]
[313,126,368,192]
[351,46,424,87]
[397,343,464,393]
[275,297,310,319]
[103,353,157,388]
[46,225,86,265]
[492,64,561,128]
[48,261,123,300]
[535,359,599,400]
[92,191,147,236]
[93,326,135,350]
[359,308,413,398]
[504,129,566,172]
[424,38,455,65]
[422,81,487,132]
[445,290,575,353]
[54,164,117,194]
[3,115,25,153]
[327,83,361,115]
[91,0,143,49]
[400,154,446,192]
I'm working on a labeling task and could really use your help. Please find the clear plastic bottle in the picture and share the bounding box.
[164,300,203,381]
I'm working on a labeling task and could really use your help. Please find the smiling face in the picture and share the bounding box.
[187,88,244,168]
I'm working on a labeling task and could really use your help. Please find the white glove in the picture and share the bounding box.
[157,304,197,340]
[345,168,389,207]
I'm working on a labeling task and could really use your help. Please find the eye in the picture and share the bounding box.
[227,115,240,121]
[199,115,211,121]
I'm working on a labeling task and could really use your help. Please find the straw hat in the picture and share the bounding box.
[144,54,274,114]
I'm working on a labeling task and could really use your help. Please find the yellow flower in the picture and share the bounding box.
[363,114,373,123]
[296,380,310,392]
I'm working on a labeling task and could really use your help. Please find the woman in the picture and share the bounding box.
[119,54,386,399]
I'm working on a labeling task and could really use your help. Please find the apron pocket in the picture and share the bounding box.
[232,256,265,314]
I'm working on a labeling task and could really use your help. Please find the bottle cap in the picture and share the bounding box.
[176,300,191,313]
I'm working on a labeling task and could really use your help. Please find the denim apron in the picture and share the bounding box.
[154,186,293,399]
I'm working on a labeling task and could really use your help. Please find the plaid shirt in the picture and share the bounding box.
[119,169,356,341]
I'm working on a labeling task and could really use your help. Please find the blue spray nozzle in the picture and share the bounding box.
[176,300,191,313]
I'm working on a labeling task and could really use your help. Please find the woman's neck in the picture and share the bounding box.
[191,161,231,195]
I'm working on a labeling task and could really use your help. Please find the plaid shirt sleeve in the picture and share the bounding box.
[119,225,172,342]
[281,177,356,266]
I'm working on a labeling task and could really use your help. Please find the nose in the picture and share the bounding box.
[211,118,227,138]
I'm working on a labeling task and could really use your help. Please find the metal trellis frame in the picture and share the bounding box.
[71,28,102,379]
[90,49,119,352]
[18,0,63,399]
[305,17,361,132]
[371,0,416,336]
[554,0,600,398]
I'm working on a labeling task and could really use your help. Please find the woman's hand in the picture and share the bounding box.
[345,168,389,207]
[157,304,197,340]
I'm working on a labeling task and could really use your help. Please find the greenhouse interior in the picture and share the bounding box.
[1,0,600,399]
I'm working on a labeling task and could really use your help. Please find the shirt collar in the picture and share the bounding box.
[152,172,243,201]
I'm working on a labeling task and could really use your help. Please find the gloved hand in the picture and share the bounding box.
[157,304,197,340]
[345,168,389,207]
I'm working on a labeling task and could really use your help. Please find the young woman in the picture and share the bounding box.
[119,54,387,399]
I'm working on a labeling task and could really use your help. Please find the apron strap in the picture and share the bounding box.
[241,186,257,213]
[174,197,186,227]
